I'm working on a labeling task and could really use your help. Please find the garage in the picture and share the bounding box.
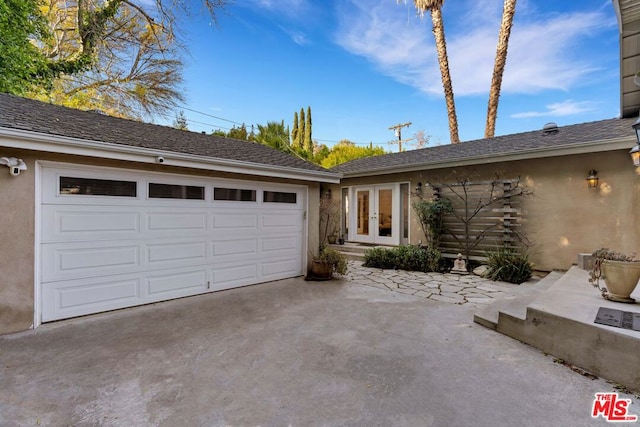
[40,164,306,322]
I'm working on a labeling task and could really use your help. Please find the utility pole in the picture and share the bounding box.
[388,121,413,152]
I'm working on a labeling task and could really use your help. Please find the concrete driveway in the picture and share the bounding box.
[0,277,632,426]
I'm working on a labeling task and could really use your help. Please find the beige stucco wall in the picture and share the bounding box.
[0,150,322,335]
[0,150,36,334]
[338,149,640,272]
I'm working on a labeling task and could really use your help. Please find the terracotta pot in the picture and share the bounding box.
[309,260,333,280]
[601,260,640,303]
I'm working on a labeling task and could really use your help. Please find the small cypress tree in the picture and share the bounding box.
[292,112,299,148]
[304,106,312,152]
[298,108,305,149]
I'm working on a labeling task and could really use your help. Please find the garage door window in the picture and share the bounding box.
[149,183,205,200]
[214,187,256,202]
[263,191,297,204]
[60,177,137,197]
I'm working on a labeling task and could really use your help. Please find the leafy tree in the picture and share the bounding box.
[28,0,189,119]
[320,140,386,168]
[254,120,290,150]
[291,111,300,148]
[297,108,305,149]
[7,0,226,118]
[311,143,330,165]
[227,124,249,140]
[304,105,312,152]
[173,110,188,130]
[0,0,54,94]
[211,129,226,137]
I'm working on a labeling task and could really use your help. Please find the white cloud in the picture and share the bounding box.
[245,0,311,18]
[335,0,616,97]
[510,100,597,118]
[278,25,310,46]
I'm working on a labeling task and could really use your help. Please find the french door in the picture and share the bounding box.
[351,184,398,245]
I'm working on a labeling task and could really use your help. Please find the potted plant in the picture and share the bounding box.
[588,248,640,303]
[309,247,348,280]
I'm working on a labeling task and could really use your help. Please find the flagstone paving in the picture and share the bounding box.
[344,260,521,307]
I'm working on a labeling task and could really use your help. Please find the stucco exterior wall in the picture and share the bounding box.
[338,149,640,271]
[0,150,36,334]
[0,151,322,335]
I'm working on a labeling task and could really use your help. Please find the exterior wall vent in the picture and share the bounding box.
[542,122,559,135]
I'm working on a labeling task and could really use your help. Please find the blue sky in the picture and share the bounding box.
[169,0,620,151]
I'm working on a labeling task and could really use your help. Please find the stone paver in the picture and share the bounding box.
[344,261,525,307]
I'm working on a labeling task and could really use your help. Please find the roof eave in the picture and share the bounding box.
[0,127,342,184]
[339,137,636,178]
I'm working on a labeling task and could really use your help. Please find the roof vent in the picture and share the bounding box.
[542,122,559,135]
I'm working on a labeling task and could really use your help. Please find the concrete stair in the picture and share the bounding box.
[473,271,563,330]
[474,266,640,392]
[325,242,395,262]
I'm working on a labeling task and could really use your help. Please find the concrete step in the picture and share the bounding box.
[473,270,563,330]
[476,266,640,393]
[326,243,396,260]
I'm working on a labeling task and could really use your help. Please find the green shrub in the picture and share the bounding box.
[485,248,533,284]
[363,247,397,269]
[363,245,441,272]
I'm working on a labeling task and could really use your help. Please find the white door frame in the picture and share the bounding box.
[349,184,400,245]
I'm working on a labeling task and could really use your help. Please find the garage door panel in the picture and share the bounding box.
[42,276,141,321]
[146,269,207,296]
[211,263,258,290]
[212,238,258,257]
[262,212,301,231]
[147,241,208,264]
[261,257,302,279]
[41,206,141,242]
[262,235,300,252]
[42,243,140,282]
[147,211,207,231]
[212,212,258,229]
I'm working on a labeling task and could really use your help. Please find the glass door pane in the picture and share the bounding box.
[377,188,393,237]
[356,190,370,236]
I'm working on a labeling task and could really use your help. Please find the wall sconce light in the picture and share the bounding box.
[415,182,423,195]
[586,170,599,188]
[631,117,640,166]
[325,188,332,199]
[0,157,27,176]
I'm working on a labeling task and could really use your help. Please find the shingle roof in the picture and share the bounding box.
[0,93,331,174]
[332,118,637,175]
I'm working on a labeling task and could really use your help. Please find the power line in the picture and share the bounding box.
[176,105,244,126]
[48,73,392,146]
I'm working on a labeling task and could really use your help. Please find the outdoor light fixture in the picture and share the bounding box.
[586,170,599,189]
[325,188,332,199]
[415,182,423,195]
[631,117,640,167]
[0,157,27,176]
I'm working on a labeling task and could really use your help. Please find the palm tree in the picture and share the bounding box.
[411,0,459,144]
[485,0,517,138]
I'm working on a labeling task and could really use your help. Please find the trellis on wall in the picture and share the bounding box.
[431,177,531,261]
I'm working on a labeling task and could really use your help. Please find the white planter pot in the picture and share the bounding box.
[601,260,640,303]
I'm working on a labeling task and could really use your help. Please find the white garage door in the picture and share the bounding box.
[40,165,306,322]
